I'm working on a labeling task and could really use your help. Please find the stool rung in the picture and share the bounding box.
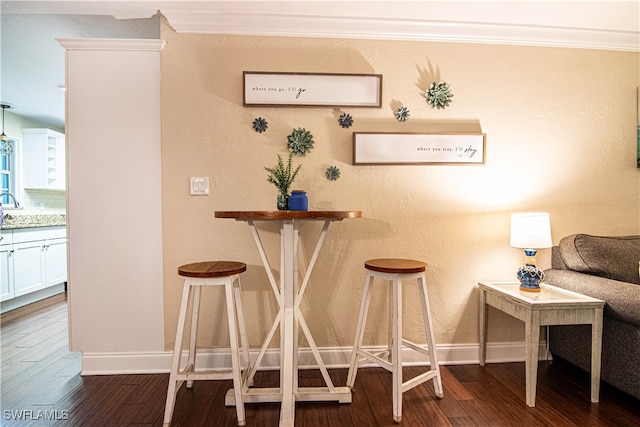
[401,369,439,393]
[176,370,235,382]
[179,363,194,375]
[356,350,393,371]
[402,339,433,357]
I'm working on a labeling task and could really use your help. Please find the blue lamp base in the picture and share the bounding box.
[517,249,544,292]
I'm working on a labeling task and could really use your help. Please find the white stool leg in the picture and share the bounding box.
[347,271,375,388]
[163,280,193,426]
[233,275,251,373]
[387,280,393,361]
[225,276,246,426]
[417,274,443,397]
[392,275,403,423]
[186,282,201,389]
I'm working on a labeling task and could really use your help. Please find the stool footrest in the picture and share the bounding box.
[401,369,439,393]
[176,370,236,382]
[225,386,352,406]
[355,349,393,372]
[402,339,433,357]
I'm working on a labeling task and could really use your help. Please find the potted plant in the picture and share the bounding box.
[265,153,302,210]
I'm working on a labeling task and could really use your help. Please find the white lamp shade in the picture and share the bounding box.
[510,212,552,249]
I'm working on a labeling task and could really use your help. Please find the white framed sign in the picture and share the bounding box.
[353,132,486,165]
[243,71,382,107]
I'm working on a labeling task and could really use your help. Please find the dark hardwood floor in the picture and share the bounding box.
[2,295,639,426]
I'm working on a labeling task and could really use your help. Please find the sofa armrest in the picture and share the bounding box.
[544,269,640,327]
[551,246,568,270]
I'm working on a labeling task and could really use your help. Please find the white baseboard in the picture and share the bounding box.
[80,341,549,375]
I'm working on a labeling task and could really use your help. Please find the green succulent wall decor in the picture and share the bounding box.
[325,165,341,181]
[287,127,314,156]
[425,81,454,109]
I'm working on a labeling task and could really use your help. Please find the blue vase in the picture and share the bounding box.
[288,190,308,211]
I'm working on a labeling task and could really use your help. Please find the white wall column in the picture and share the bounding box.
[59,38,165,372]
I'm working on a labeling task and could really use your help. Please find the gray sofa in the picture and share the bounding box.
[544,234,640,400]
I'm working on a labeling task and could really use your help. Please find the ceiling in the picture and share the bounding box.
[1,1,638,131]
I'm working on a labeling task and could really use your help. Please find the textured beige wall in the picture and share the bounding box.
[160,20,640,352]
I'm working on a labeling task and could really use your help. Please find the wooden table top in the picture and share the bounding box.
[215,210,362,221]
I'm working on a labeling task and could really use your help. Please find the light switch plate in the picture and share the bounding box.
[190,177,209,195]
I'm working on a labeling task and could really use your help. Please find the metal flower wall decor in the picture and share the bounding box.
[425,81,454,109]
[252,117,268,133]
[395,106,410,122]
[338,113,353,128]
[325,165,341,181]
[287,128,315,156]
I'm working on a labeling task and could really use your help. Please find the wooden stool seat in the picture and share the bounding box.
[348,258,443,423]
[178,261,247,278]
[164,261,250,426]
[365,258,426,274]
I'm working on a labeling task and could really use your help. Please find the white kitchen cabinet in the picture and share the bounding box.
[44,237,67,287]
[0,227,67,306]
[0,231,14,301]
[13,239,45,297]
[22,128,66,190]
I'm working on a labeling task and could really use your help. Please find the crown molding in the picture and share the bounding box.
[6,1,638,52]
[161,8,639,52]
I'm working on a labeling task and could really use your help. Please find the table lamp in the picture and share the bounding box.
[510,212,552,292]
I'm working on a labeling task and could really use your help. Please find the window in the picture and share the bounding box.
[1,137,18,206]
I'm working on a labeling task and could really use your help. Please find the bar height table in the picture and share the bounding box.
[215,210,362,427]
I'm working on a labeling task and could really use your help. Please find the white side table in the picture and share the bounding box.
[478,282,605,407]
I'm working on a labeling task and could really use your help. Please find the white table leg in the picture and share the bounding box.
[524,311,541,407]
[280,220,296,426]
[391,275,403,423]
[591,307,603,403]
[479,288,487,366]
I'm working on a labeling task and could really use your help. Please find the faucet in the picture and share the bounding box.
[0,192,20,209]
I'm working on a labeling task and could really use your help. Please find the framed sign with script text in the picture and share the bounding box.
[353,132,486,165]
[243,72,382,107]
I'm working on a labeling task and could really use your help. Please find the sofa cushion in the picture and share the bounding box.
[559,234,640,285]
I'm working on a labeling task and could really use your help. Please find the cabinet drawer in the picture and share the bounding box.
[0,230,12,245]
[12,227,66,244]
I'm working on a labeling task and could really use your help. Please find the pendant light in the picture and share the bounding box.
[1,103,15,156]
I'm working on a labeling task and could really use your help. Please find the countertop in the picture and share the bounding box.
[1,211,66,230]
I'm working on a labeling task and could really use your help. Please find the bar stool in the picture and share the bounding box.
[347,258,443,423]
[163,261,251,426]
